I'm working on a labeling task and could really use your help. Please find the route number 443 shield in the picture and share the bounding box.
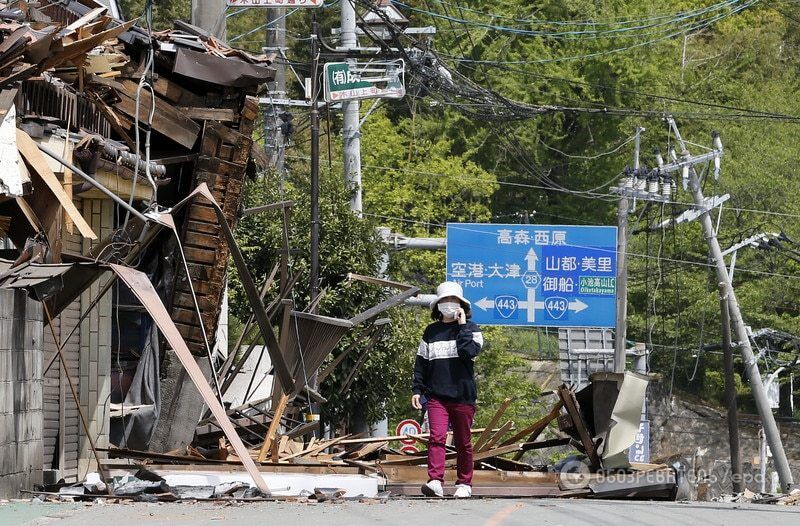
[544,297,569,320]
[494,295,518,319]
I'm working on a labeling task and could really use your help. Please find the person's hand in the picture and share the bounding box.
[457,307,467,325]
[411,394,422,410]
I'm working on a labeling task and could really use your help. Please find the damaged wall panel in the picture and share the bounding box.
[77,199,112,476]
[170,122,252,356]
[42,222,87,482]
[0,289,43,499]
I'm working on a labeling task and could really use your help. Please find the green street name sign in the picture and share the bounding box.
[323,60,405,102]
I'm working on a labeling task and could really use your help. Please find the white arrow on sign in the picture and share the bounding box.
[524,248,538,271]
[475,297,588,314]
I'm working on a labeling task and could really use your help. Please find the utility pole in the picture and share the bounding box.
[614,127,643,372]
[667,116,794,491]
[309,13,321,302]
[341,0,362,215]
[192,0,226,40]
[264,7,287,172]
[719,282,743,493]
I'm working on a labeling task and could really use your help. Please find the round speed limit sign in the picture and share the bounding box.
[396,419,422,445]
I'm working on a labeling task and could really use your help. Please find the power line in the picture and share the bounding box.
[434,1,759,64]
[424,0,749,28]
[285,153,800,221]
[399,0,748,39]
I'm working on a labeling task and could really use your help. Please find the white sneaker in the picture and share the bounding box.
[421,479,444,497]
[453,484,472,499]
[453,484,472,498]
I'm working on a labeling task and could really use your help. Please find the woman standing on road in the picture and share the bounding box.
[412,281,483,498]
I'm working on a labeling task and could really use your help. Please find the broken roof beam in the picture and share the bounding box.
[109,263,271,495]
[188,184,294,392]
[113,80,201,150]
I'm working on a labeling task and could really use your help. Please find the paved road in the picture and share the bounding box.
[4,498,800,526]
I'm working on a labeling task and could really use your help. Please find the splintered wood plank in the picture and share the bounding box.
[187,205,220,224]
[152,75,209,107]
[186,220,220,236]
[183,230,221,249]
[15,130,96,240]
[258,392,289,462]
[502,400,563,449]
[181,246,218,265]
[477,420,515,453]
[473,398,514,451]
[179,107,237,122]
[115,80,200,149]
[556,386,601,469]
[173,292,215,312]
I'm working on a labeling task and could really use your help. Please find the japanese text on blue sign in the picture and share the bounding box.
[445,224,618,327]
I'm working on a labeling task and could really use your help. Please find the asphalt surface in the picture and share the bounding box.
[4,498,800,526]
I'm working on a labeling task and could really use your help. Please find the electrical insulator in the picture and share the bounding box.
[636,169,648,192]
[713,154,721,180]
[661,176,672,198]
[653,147,664,168]
[712,131,722,151]
[668,145,677,162]
[622,167,634,193]
[647,172,659,194]
[681,155,690,190]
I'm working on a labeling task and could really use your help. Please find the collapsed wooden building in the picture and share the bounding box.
[0,0,678,502]
[0,0,272,494]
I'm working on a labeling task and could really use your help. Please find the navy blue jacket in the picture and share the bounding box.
[412,320,483,404]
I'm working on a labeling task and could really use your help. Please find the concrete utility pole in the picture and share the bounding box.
[667,116,794,491]
[614,127,643,373]
[264,7,287,172]
[719,282,743,493]
[310,14,321,301]
[341,0,362,215]
[191,0,226,40]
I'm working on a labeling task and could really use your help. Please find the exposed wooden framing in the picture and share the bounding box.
[257,392,289,463]
[474,397,514,451]
[478,420,515,453]
[556,385,601,469]
[504,401,564,462]
[179,107,237,122]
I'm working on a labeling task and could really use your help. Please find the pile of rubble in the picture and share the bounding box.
[715,488,800,506]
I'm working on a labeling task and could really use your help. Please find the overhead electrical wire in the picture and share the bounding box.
[423,0,751,28]
[438,1,758,65]
[397,0,751,39]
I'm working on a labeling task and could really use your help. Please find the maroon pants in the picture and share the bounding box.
[426,398,476,486]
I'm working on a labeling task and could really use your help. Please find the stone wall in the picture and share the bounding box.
[647,381,800,497]
[0,289,43,498]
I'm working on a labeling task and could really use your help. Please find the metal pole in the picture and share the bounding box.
[719,282,743,493]
[309,13,321,303]
[614,127,642,372]
[668,116,794,491]
[341,0,362,215]
[265,7,286,173]
[191,0,226,40]
[37,144,148,223]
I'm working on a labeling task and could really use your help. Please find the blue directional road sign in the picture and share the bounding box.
[445,224,618,327]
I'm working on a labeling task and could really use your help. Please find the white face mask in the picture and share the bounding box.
[438,302,460,318]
